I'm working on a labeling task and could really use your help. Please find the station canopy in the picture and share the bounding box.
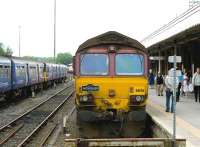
[77,31,145,53]
[147,24,200,51]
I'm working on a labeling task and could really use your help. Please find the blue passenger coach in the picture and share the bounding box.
[27,62,39,86]
[0,57,11,95]
[0,56,68,100]
[11,59,28,91]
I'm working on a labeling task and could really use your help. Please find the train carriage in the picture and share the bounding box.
[52,64,57,80]
[44,63,53,85]
[61,65,68,80]
[58,64,63,82]
[74,31,148,137]
[0,56,68,101]
[28,62,39,86]
[38,63,45,83]
[0,56,11,95]
[11,59,28,90]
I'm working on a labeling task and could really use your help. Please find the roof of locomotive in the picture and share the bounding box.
[77,31,145,53]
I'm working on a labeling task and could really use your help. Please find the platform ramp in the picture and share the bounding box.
[65,138,186,147]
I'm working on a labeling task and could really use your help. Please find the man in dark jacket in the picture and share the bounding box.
[149,69,155,89]
[156,72,164,96]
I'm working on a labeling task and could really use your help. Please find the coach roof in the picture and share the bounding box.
[0,56,11,64]
[77,31,145,53]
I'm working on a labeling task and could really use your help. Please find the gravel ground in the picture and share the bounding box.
[0,81,72,128]
[51,104,77,147]
[24,86,76,147]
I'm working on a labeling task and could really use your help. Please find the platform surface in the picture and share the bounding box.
[147,88,200,147]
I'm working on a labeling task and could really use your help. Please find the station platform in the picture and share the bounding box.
[147,88,200,147]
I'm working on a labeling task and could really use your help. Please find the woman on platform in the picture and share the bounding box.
[183,72,189,97]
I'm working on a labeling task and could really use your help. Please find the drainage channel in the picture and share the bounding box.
[63,112,186,147]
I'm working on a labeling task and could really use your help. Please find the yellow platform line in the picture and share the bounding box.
[147,99,200,147]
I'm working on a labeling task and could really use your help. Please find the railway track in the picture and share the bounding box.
[0,84,74,147]
[40,106,76,147]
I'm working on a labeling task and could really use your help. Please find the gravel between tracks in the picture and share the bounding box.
[0,81,73,128]
[25,86,75,147]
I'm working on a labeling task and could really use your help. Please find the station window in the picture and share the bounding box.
[115,54,144,75]
[80,54,108,75]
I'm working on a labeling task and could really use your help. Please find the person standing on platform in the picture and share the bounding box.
[177,72,183,102]
[165,68,179,113]
[183,72,189,97]
[156,72,164,96]
[149,69,155,89]
[192,67,200,102]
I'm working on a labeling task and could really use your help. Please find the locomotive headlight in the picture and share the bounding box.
[135,96,142,102]
[80,95,88,102]
[79,94,94,103]
[130,95,145,104]
[82,95,88,101]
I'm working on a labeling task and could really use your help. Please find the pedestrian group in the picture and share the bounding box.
[149,67,200,113]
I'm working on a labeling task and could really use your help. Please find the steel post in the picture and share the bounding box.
[173,45,177,147]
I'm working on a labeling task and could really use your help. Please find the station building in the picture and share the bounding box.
[147,24,200,76]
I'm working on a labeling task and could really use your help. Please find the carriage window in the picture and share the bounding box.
[0,65,10,78]
[40,66,44,74]
[16,65,26,77]
[115,54,144,75]
[0,65,4,78]
[30,66,37,78]
[80,54,108,75]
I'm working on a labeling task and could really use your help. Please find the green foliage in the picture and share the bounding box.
[0,42,71,65]
[22,56,54,63]
[56,52,72,65]
[5,47,13,56]
[0,43,5,56]
[22,52,72,65]
[0,42,13,56]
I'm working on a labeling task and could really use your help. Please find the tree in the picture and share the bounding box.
[0,43,13,56]
[5,46,13,56]
[0,43,5,56]
[56,52,72,65]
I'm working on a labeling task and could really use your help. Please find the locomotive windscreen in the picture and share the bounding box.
[80,54,108,75]
[116,54,144,75]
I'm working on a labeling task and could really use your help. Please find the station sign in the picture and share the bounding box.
[168,69,182,77]
[149,56,164,60]
[168,56,182,63]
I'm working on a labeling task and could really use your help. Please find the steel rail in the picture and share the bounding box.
[39,106,76,147]
[0,83,72,132]
[37,124,57,147]
[0,83,73,146]
[0,123,24,145]
[17,90,74,147]
[63,106,76,134]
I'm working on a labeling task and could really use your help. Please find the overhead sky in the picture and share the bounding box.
[0,0,198,57]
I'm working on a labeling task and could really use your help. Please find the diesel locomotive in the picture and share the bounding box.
[73,31,148,137]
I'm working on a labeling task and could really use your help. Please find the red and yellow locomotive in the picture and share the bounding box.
[73,31,148,137]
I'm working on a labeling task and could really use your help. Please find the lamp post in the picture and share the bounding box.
[172,45,177,147]
[18,25,21,57]
[54,0,56,63]
[168,45,182,147]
